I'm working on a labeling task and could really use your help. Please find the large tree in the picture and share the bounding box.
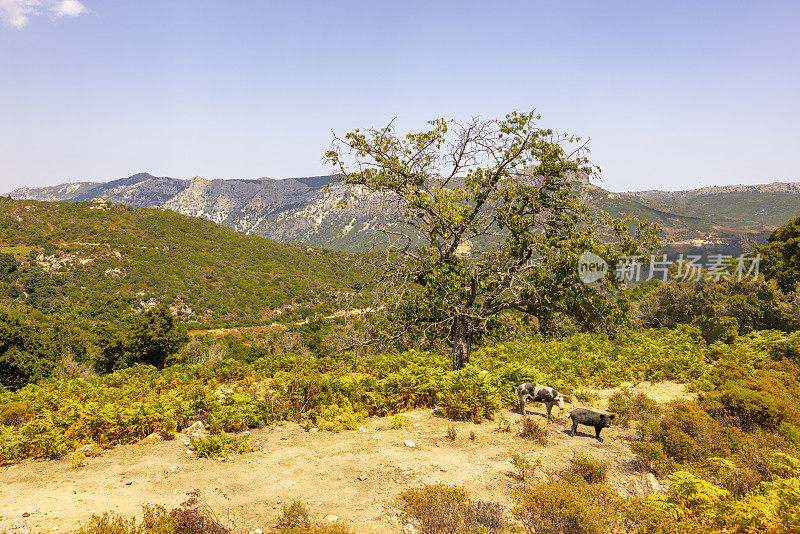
[326,111,659,370]
[759,216,800,294]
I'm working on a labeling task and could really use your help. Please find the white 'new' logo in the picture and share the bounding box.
[578,251,608,284]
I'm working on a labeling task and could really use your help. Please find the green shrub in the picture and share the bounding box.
[510,453,539,481]
[0,424,21,465]
[512,478,631,534]
[632,440,673,477]
[0,400,33,427]
[71,450,86,469]
[308,402,365,432]
[400,483,505,534]
[519,417,548,445]
[607,389,660,428]
[190,433,251,459]
[446,424,457,441]
[568,453,609,484]
[436,367,501,422]
[390,414,410,429]
[274,501,355,534]
[276,501,311,532]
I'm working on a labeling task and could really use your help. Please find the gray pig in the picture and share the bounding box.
[568,408,615,440]
[516,382,566,416]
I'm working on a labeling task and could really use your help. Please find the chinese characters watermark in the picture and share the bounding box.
[578,253,761,285]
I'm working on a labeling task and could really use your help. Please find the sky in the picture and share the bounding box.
[1,1,799,193]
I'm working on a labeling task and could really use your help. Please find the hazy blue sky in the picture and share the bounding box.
[1,1,799,192]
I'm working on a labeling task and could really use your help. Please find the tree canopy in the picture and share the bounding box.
[759,216,800,294]
[326,111,660,369]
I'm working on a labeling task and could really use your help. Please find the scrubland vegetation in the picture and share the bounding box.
[1,191,799,532]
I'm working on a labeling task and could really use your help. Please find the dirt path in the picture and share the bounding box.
[0,382,689,533]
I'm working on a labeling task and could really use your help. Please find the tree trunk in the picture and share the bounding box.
[451,316,473,371]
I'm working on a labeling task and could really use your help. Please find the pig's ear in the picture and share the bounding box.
[609,414,616,420]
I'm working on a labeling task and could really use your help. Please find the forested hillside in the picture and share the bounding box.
[0,196,364,325]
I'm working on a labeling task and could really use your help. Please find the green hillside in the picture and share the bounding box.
[0,197,364,326]
[629,191,800,232]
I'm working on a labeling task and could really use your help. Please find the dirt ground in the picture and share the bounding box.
[0,381,690,533]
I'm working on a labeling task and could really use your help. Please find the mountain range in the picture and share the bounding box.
[8,173,800,254]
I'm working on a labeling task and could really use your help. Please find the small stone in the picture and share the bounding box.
[646,473,662,492]
[169,466,179,472]
[141,432,163,444]
[125,482,132,486]
[242,431,251,436]
[324,515,338,522]
[402,524,418,534]
[183,441,191,446]
[403,440,416,448]
[401,470,412,476]
[309,427,319,433]
[357,473,368,481]
[257,460,262,464]
[53,528,59,531]
[186,450,193,454]
[185,421,208,438]
[22,513,30,518]
[253,529,262,534]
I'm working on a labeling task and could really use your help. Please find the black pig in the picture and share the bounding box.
[568,408,615,440]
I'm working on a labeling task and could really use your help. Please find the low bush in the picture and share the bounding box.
[607,389,660,428]
[71,450,85,469]
[400,483,505,534]
[190,433,252,459]
[390,414,410,429]
[436,367,502,422]
[307,402,365,432]
[519,417,548,445]
[274,501,354,534]
[567,453,609,484]
[510,453,539,481]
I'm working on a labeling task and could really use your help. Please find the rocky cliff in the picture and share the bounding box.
[8,173,799,253]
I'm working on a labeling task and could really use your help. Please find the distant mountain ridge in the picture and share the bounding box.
[8,173,799,254]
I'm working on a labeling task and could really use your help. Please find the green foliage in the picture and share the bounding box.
[74,495,232,534]
[476,327,707,396]
[0,328,720,465]
[510,452,539,481]
[607,389,661,428]
[759,216,800,293]
[0,306,61,389]
[96,304,189,372]
[0,197,365,326]
[446,424,457,441]
[0,252,17,282]
[637,272,800,343]
[190,433,252,459]
[511,477,688,534]
[71,450,86,468]
[327,111,660,369]
[308,402,365,432]
[568,453,609,484]
[275,501,354,534]
[400,483,505,534]
[519,417,548,444]
[436,367,502,422]
[390,413,410,429]
[276,501,312,532]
